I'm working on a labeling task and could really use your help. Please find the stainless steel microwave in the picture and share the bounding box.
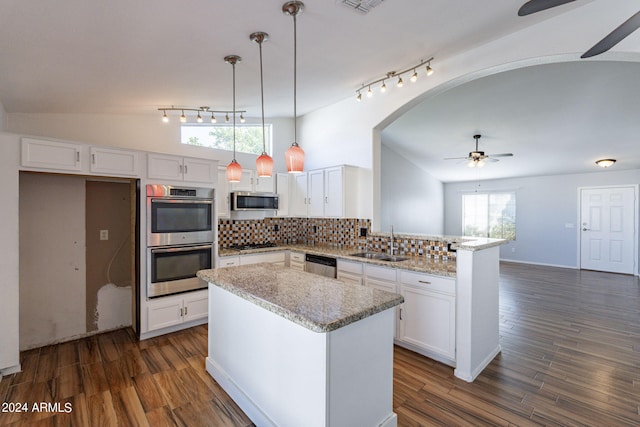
[231,192,279,211]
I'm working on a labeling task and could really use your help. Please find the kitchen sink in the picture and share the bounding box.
[349,252,408,262]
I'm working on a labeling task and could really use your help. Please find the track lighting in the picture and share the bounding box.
[355,57,434,102]
[157,106,246,124]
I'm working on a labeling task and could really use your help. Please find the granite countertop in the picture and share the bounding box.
[218,244,458,277]
[198,263,404,333]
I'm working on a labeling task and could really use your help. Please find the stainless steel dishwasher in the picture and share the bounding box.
[305,254,337,278]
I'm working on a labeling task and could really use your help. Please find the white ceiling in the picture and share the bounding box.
[0,1,638,183]
[0,0,576,117]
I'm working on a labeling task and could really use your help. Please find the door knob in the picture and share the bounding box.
[582,228,590,231]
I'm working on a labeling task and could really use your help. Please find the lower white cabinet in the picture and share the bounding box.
[240,251,286,266]
[398,272,456,362]
[146,290,208,332]
[218,256,240,268]
[289,252,305,271]
[337,259,364,286]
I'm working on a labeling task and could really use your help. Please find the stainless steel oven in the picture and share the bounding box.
[147,184,214,247]
[147,243,212,298]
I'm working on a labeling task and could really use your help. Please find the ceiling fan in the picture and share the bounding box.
[444,134,513,168]
[518,0,640,58]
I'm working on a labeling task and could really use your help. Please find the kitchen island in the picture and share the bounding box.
[197,264,404,427]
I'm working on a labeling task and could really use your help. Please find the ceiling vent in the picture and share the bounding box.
[337,0,385,14]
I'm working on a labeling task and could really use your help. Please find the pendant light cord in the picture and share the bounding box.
[232,61,237,160]
[293,12,297,145]
[259,41,267,154]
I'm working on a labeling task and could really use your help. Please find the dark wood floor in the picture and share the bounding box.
[1,262,639,426]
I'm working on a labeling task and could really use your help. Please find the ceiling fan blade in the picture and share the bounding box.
[581,11,640,58]
[484,157,499,163]
[517,0,576,17]
[489,153,514,158]
[443,156,469,160]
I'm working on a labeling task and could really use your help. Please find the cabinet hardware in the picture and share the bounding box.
[180,307,184,317]
[76,151,80,162]
[91,154,95,164]
[325,196,328,203]
[184,165,188,174]
[418,280,432,284]
[179,165,183,174]
[184,306,188,316]
[399,308,403,320]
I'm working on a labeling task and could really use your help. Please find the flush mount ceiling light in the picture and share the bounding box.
[283,1,305,173]
[157,106,246,124]
[225,55,243,183]
[355,57,434,102]
[595,158,616,168]
[250,31,274,178]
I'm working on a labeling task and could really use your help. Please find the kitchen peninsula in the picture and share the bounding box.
[198,264,403,427]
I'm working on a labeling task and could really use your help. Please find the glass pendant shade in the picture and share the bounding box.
[285,143,305,173]
[256,153,274,177]
[226,159,242,182]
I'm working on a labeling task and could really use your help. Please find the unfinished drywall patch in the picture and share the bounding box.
[19,172,86,350]
[95,283,132,330]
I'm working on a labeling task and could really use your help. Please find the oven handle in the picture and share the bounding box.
[151,198,213,204]
[150,244,212,254]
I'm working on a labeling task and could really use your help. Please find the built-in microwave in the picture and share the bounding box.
[231,192,279,211]
[147,243,212,298]
[147,184,214,246]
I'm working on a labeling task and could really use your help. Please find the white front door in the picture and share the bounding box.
[580,186,636,274]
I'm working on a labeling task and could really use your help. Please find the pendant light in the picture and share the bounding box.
[225,55,243,183]
[283,1,305,173]
[250,31,274,178]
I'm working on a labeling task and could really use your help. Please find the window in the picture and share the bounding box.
[462,192,516,240]
[181,124,272,156]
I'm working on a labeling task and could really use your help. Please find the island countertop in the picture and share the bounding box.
[197,263,404,333]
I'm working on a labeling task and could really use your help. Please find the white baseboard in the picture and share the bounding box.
[0,363,22,377]
[139,317,207,340]
[499,258,578,269]
[454,345,501,382]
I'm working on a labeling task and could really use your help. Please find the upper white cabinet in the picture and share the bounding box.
[147,153,216,184]
[90,147,140,176]
[21,138,84,172]
[217,166,230,218]
[230,169,274,193]
[287,165,360,218]
[276,173,290,217]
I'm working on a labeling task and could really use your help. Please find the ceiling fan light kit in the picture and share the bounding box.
[518,0,640,58]
[444,134,513,168]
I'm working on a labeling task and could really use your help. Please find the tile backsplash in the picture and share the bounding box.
[218,218,456,260]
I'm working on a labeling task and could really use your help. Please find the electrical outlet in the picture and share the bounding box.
[100,230,109,241]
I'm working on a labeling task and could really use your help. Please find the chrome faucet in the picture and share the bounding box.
[389,225,395,256]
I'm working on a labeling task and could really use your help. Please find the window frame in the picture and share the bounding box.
[461,191,516,241]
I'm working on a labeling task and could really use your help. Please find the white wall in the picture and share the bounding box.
[443,169,640,268]
[381,144,443,234]
[0,101,7,132]
[0,133,20,372]
[8,113,294,173]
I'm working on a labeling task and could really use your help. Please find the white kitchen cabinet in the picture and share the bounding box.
[147,153,216,183]
[217,166,230,218]
[289,251,305,271]
[290,172,309,217]
[276,173,290,217]
[21,138,84,172]
[286,165,360,218]
[230,169,275,193]
[146,290,208,332]
[337,259,364,286]
[90,146,140,177]
[398,271,456,362]
[218,256,240,268]
[239,251,286,266]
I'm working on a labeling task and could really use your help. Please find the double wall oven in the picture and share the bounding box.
[146,184,214,298]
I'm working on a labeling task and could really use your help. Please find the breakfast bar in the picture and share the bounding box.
[197,264,404,427]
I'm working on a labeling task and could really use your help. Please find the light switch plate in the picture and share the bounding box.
[100,230,109,240]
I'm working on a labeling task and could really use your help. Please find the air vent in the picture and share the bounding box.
[337,0,385,14]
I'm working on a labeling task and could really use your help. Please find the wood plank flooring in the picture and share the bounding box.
[1,262,639,426]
